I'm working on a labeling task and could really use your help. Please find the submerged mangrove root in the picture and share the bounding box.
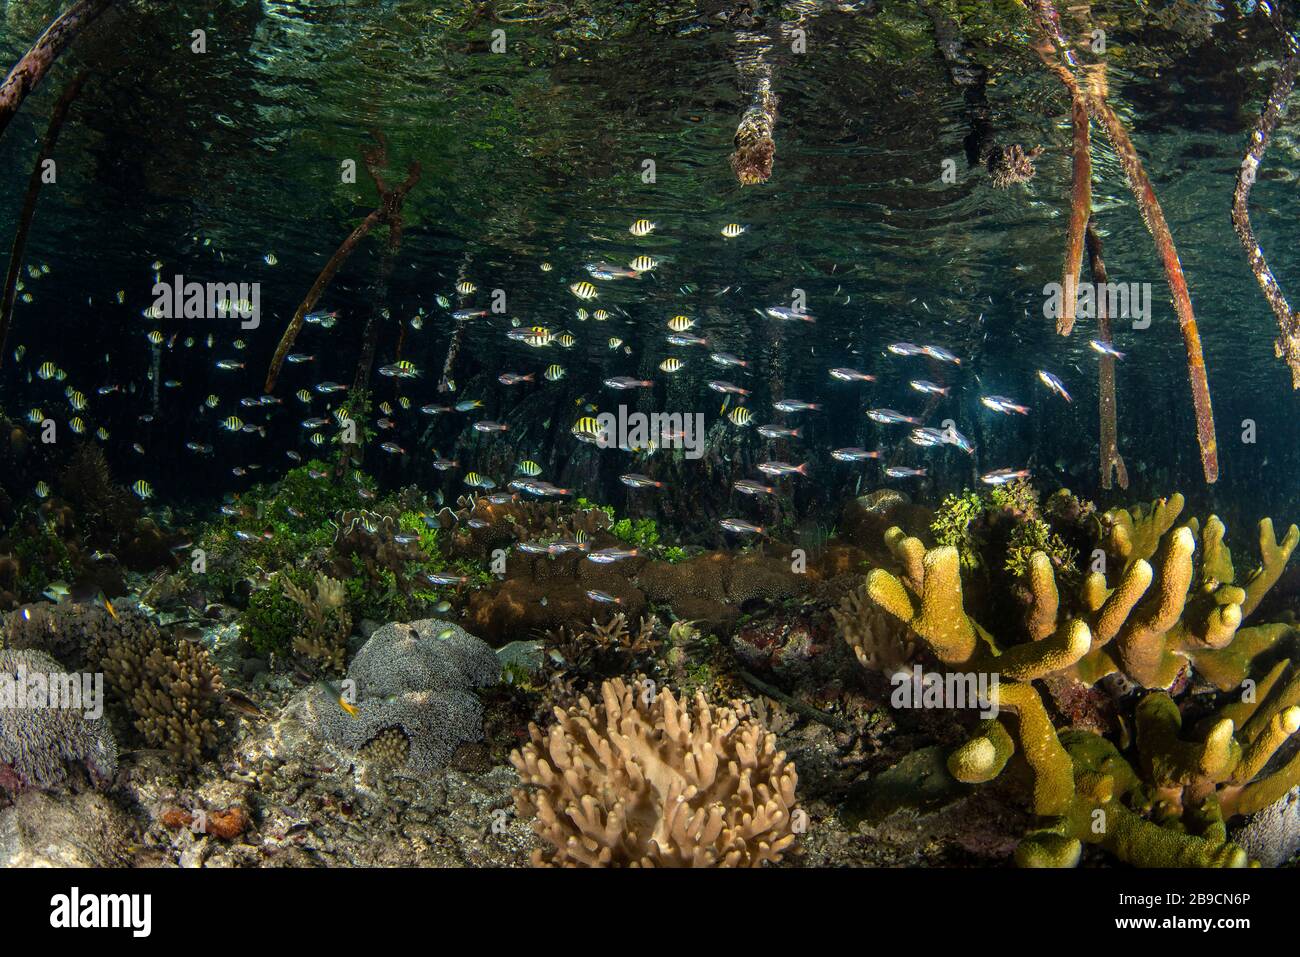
[351,130,408,396]
[1029,29,1091,337]
[1231,33,1300,388]
[1084,74,1217,482]
[922,0,993,169]
[1027,0,1218,483]
[264,134,420,393]
[0,71,87,369]
[729,33,778,186]
[0,0,110,143]
[1088,222,1127,490]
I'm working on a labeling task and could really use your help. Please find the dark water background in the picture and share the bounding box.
[2,0,1300,545]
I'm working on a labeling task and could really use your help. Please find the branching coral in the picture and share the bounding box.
[868,494,1298,691]
[853,490,1300,866]
[543,612,660,679]
[1008,670,1300,868]
[511,677,799,867]
[83,606,224,766]
[283,571,351,673]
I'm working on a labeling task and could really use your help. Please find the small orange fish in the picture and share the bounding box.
[338,697,359,718]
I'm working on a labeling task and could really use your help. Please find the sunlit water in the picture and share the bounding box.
[3,0,1300,544]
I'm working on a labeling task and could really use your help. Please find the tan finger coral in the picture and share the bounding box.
[511,677,799,867]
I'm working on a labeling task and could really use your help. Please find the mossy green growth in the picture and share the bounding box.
[193,461,376,599]
[931,490,985,570]
[1006,519,1077,581]
[987,478,1040,519]
[575,497,615,520]
[610,516,660,552]
[10,521,77,601]
[241,568,313,659]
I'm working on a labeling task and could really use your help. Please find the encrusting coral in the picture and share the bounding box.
[0,648,118,793]
[510,676,799,867]
[851,490,1300,867]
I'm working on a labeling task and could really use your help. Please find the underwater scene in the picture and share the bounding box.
[9,0,1300,893]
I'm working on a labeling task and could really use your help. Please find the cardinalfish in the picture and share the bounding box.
[773,399,820,413]
[1037,370,1072,402]
[587,547,638,563]
[604,376,653,390]
[830,368,875,382]
[711,352,748,368]
[981,468,1031,486]
[867,409,919,425]
[1089,339,1124,360]
[980,395,1030,416]
[763,306,815,323]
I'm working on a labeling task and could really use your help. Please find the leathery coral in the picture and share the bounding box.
[511,677,799,867]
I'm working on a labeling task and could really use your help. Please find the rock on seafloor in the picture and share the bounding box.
[0,789,134,867]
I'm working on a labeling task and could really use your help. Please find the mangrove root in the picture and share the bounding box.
[0,0,111,143]
[1231,33,1300,388]
[1088,221,1128,490]
[1029,27,1092,336]
[1028,0,1218,483]
[264,133,420,393]
[0,72,88,369]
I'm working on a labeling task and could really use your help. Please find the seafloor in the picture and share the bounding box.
[3,444,1300,869]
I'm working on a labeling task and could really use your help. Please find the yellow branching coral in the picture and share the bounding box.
[865,495,1298,691]
[850,492,1300,868]
[1011,671,1300,868]
[510,677,799,867]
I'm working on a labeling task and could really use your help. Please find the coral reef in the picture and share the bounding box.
[850,490,1300,866]
[832,585,915,675]
[283,572,351,673]
[511,676,799,866]
[306,618,500,774]
[0,648,118,793]
[83,606,225,767]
